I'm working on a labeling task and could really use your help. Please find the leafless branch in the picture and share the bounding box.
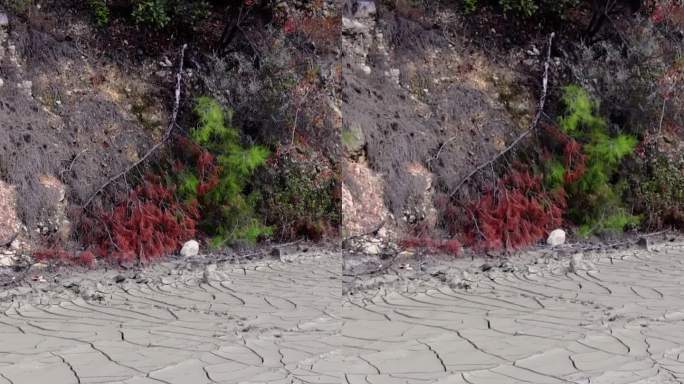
[82,44,188,209]
[449,32,555,198]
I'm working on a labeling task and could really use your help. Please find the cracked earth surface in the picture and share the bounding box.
[340,241,684,384]
[0,250,341,384]
[2,241,684,383]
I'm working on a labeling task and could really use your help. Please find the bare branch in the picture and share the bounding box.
[449,32,555,198]
[82,44,188,209]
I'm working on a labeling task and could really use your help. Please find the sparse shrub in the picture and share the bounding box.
[459,0,580,17]
[254,146,340,241]
[463,0,479,13]
[128,0,210,29]
[0,0,31,14]
[625,150,684,230]
[131,0,172,29]
[88,0,110,27]
[174,97,272,247]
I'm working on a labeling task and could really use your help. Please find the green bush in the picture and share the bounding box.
[88,0,110,27]
[625,153,684,230]
[132,0,172,29]
[557,85,640,235]
[461,0,579,17]
[177,97,272,247]
[254,148,340,241]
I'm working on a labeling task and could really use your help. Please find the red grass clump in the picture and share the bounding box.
[81,176,199,264]
[33,248,95,267]
[463,170,566,251]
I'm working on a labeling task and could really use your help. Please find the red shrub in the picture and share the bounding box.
[81,177,198,264]
[463,170,566,251]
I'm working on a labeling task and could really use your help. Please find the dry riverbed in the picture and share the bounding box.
[1,238,684,383]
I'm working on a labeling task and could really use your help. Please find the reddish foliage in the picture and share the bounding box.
[464,170,566,251]
[81,177,198,264]
[563,139,587,183]
[400,237,462,256]
[33,248,95,267]
[541,122,588,183]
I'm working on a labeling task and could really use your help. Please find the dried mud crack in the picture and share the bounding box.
[0,250,342,384]
[340,240,684,383]
[2,242,684,383]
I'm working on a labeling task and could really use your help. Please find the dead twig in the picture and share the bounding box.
[59,149,88,181]
[427,136,457,170]
[449,32,555,198]
[82,44,188,209]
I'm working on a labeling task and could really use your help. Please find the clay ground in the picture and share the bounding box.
[2,241,684,383]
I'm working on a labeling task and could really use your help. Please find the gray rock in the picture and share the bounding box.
[180,240,199,257]
[0,12,8,28]
[547,229,566,246]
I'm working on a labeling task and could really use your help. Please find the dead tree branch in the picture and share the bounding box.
[449,32,555,198]
[82,44,188,209]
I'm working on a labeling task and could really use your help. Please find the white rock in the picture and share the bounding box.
[362,243,380,255]
[180,240,199,257]
[0,254,15,267]
[0,12,8,28]
[546,229,566,246]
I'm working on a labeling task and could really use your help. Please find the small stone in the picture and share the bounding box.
[270,247,281,258]
[480,263,493,272]
[0,12,8,28]
[114,275,126,283]
[180,240,199,257]
[547,229,566,246]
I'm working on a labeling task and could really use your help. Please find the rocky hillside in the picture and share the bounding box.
[0,0,682,268]
[341,0,684,254]
[0,0,341,268]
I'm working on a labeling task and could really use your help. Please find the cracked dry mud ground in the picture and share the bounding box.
[0,252,342,384]
[341,241,684,384]
[3,243,684,383]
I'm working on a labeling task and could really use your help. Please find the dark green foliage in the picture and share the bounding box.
[88,0,110,27]
[130,0,210,29]
[254,148,340,241]
[557,85,640,235]
[460,0,579,17]
[626,153,684,230]
[177,97,272,247]
[131,0,171,29]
